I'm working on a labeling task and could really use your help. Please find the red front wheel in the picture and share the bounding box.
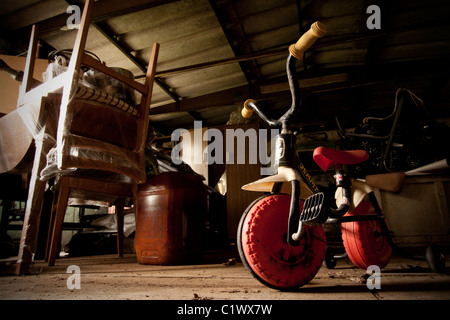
[238,194,326,290]
[341,200,392,270]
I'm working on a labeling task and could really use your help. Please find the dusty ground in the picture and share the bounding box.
[0,248,449,301]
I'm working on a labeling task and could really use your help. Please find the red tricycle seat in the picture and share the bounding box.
[313,146,369,171]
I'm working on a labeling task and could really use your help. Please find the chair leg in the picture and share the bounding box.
[45,188,59,262]
[48,179,70,266]
[15,137,50,275]
[115,200,125,257]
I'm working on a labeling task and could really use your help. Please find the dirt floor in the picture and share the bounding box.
[0,247,449,302]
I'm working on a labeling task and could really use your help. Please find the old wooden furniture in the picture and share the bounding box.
[13,0,159,274]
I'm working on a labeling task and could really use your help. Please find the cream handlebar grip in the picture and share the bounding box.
[242,99,256,119]
[289,21,326,59]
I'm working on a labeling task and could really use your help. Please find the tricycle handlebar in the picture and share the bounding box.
[241,21,326,130]
[289,21,326,59]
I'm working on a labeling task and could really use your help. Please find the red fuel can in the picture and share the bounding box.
[135,172,206,265]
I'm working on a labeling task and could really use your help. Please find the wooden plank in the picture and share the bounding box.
[149,85,250,115]
[66,0,93,75]
[223,122,264,240]
[260,73,349,94]
[19,25,39,99]
[15,115,55,275]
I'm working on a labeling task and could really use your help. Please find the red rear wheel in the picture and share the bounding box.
[238,194,326,290]
[341,200,392,269]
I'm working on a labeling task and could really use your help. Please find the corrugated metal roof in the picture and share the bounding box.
[1,0,449,135]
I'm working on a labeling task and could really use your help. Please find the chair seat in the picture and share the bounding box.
[313,146,369,171]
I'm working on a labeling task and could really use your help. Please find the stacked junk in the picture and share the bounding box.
[1,47,449,270]
[337,88,450,178]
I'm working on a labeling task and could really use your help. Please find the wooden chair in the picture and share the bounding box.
[15,0,159,272]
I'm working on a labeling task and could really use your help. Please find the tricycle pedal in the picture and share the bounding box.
[300,192,327,225]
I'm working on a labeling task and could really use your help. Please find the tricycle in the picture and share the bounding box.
[237,21,446,290]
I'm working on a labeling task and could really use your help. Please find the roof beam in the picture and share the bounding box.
[150,85,251,115]
[295,0,309,71]
[5,0,177,34]
[148,17,450,79]
[93,20,180,102]
[153,47,286,78]
[150,56,450,116]
[208,0,255,85]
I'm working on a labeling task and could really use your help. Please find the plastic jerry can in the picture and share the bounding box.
[135,172,206,265]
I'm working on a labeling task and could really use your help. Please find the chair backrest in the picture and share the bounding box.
[22,0,159,184]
